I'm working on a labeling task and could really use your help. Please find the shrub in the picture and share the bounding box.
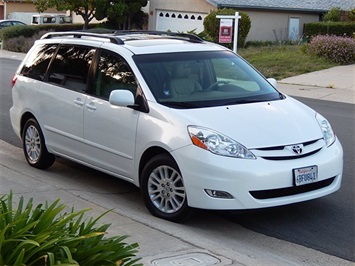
[203,8,251,48]
[0,192,141,266]
[3,30,50,53]
[0,23,101,52]
[306,35,355,64]
[323,7,341,22]
[0,25,38,42]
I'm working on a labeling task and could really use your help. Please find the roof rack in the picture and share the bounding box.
[40,30,205,44]
[40,31,124,44]
[114,30,204,43]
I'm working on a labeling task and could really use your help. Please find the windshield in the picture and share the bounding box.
[134,51,283,108]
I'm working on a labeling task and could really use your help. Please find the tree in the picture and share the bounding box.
[349,9,355,21]
[323,7,341,22]
[34,0,148,30]
[203,8,251,49]
[34,0,99,29]
[96,0,147,30]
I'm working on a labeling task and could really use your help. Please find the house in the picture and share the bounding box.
[2,0,63,24]
[1,0,103,25]
[0,2,4,20]
[148,0,354,41]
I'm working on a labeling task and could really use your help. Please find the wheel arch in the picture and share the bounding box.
[20,112,37,137]
[138,146,174,187]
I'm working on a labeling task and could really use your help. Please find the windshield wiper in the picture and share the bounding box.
[223,99,258,105]
[224,93,286,105]
[161,101,207,108]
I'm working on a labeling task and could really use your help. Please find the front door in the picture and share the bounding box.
[83,49,139,179]
[288,17,300,41]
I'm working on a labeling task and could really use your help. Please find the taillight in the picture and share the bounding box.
[11,75,17,88]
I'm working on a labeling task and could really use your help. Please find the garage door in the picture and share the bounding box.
[156,10,207,33]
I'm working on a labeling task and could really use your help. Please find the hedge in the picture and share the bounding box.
[0,24,97,42]
[304,22,355,38]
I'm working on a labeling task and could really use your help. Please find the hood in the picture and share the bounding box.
[174,97,322,148]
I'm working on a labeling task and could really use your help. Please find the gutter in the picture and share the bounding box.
[217,4,328,14]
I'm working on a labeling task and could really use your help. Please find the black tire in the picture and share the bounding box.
[22,118,55,169]
[141,154,191,222]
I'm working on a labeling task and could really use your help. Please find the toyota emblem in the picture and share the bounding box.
[292,145,303,154]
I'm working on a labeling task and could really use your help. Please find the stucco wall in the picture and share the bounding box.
[4,2,60,19]
[245,10,319,41]
[148,0,321,42]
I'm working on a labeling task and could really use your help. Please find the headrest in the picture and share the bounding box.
[172,63,191,78]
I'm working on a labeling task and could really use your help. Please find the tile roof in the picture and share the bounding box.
[206,0,355,12]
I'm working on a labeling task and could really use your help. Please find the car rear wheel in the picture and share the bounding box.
[22,118,55,169]
[141,154,191,222]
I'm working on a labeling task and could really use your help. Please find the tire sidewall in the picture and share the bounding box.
[141,154,190,222]
[22,118,54,169]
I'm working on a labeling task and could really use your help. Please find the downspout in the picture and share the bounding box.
[4,0,7,19]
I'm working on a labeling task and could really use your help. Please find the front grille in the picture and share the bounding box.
[257,139,319,151]
[250,177,335,199]
[262,148,321,160]
[252,139,324,160]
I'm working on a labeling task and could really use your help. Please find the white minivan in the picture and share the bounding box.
[31,14,72,25]
[10,31,343,221]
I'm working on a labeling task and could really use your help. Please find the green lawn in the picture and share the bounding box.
[238,45,338,80]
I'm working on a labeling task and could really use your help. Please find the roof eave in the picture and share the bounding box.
[205,0,218,8]
[218,4,328,14]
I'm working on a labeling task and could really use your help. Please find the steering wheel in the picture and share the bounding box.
[205,81,228,91]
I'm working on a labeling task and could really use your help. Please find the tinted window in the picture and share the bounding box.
[13,21,25,26]
[43,17,56,24]
[93,50,137,100]
[47,45,95,92]
[0,21,12,28]
[32,17,39,24]
[20,44,57,81]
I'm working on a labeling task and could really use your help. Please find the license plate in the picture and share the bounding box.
[293,166,318,186]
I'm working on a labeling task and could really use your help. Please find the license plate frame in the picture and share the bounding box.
[293,165,318,186]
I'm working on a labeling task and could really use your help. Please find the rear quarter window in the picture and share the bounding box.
[20,44,57,81]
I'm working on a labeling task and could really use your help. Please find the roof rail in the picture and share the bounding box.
[114,30,204,43]
[40,31,124,44]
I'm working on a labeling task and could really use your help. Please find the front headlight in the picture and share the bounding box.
[187,126,256,159]
[316,113,335,146]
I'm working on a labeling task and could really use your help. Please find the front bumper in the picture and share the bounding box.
[172,138,343,210]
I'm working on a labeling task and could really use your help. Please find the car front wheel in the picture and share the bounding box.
[141,154,190,222]
[22,118,55,169]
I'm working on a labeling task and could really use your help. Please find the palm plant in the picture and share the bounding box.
[0,192,141,266]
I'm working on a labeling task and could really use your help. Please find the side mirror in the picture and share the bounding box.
[267,78,277,89]
[109,90,135,107]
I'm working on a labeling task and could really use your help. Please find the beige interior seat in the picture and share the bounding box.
[169,63,202,98]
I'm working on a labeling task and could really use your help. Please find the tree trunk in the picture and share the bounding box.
[82,15,89,30]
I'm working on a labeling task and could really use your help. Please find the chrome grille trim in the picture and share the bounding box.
[251,139,325,160]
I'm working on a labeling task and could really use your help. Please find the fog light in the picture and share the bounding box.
[205,189,233,199]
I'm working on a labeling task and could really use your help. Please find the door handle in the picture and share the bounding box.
[86,102,97,111]
[73,98,84,106]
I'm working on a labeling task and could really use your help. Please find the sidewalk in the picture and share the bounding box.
[278,64,355,105]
